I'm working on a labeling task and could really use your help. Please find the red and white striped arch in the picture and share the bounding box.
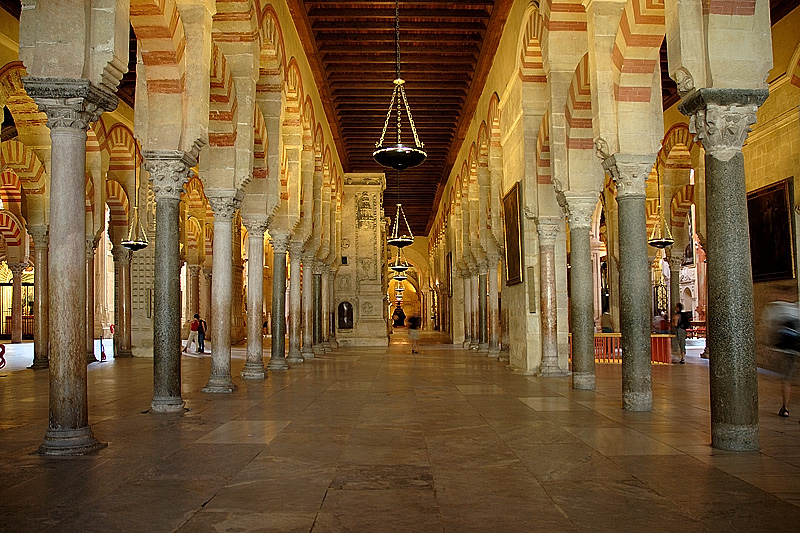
[645,195,659,235]
[185,176,207,210]
[212,0,257,45]
[130,0,186,96]
[105,179,130,227]
[670,184,694,228]
[536,112,552,185]
[314,124,324,172]
[185,215,202,251]
[85,173,95,215]
[209,42,238,148]
[0,62,49,142]
[612,0,665,104]
[0,210,24,247]
[518,8,546,84]
[0,170,22,215]
[204,222,214,256]
[0,140,46,193]
[541,0,587,32]
[256,3,286,73]
[658,123,695,169]
[107,124,139,172]
[565,54,593,151]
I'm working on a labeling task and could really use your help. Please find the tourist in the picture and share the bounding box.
[197,315,208,353]
[764,285,800,419]
[672,303,689,364]
[183,314,200,354]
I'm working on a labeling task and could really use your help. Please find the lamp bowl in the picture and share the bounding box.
[373,144,427,170]
[390,264,410,273]
[393,273,408,282]
[121,239,148,252]
[387,235,414,248]
[648,237,674,249]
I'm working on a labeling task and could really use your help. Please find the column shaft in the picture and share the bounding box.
[570,225,595,389]
[321,267,331,349]
[242,220,268,379]
[287,243,304,363]
[462,273,471,347]
[313,273,322,350]
[10,263,24,344]
[30,227,49,368]
[487,259,500,357]
[86,239,97,362]
[478,269,488,352]
[328,270,338,349]
[538,217,565,376]
[268,235,290,369]
[470,272,479,350]
[112,246,133,357]
[301,258,314,358]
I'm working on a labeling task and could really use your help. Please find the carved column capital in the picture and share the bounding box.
[564,192,598,230]
[143,150,197,201]
[667,255,683,270]
[111,245,132,265]
[270,231,291,253]
[535,216,561,246]
[8,262,26,277]
[602,154,655,200]
[478,261,488,275]
[188,264,202,277]
[288,240,305,259]
[22,78,118,131]
[678,88,769,162]
[27,225,49,248]
[242,215,269,236]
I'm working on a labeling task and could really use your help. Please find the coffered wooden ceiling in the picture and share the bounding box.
[288,0,513,235]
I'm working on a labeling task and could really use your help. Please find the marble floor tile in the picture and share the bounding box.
[195,420,291,444]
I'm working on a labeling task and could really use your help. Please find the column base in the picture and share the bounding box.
[267,356,289,370]
[479,342,489,354]
[313,345,326,355]
[622,391,652,412]
[114,349,133,358]
[29,358,49,370]
[322,341,331,350]
[711,423,759,452]
[572,371,595,390]
[38,426,106,456]
[469,342,479,350]
[329,339,338,349]
[462,340,471,348]
[540,364,568,377]
[202,376,237,394]
[286,352,304,364]
[241,363,267,380]
[87,353,98,364]
[151,396,187,413]
[301,347,315,359]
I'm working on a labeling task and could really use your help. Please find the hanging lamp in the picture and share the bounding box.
[387,170,414,248]
[373,0,426,171]
[389,246,410,272]
[648,166,674,249]
[122,152,149,251]
[393,271,408,282]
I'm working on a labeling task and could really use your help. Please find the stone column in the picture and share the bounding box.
[187,265,201,317]
[478,262,489,353]
[8,262,25,344]
[301,256,315,359]
[24,77,117,454]
[321,265,331,350]
[668,254,682,317]
[470,268,480,350]
[487,255,500,358]
[313,270,323,352]
[268,231,290,370]
[111,245,133,358]
[537,217,566,376]
[144,150,195,411]
[603,154,655,411]
[28,225,49,368]
[462,270,472,348]
[286,241,304,364]
[85,237,98,362]
[679,89,767,451]
[565,194,597,389]
[328,268,338,349]
[241,217,269,379]
[201,269,212,340]
[203,191,242,392]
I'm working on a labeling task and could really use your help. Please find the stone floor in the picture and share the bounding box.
[1,334,800,532]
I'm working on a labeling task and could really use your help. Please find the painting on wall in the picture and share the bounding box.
[502,181,523,286]
[747,178,795,282]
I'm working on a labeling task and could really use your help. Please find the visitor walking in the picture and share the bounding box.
[764,285,800,419]
[183,314,200,354]
[197,315,207,353]
[408,314,421,353]
[672,303,689,364]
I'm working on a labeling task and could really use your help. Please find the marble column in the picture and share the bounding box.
[565,194,597,389]
[28,225,49,369]
[537,217,566,376]
[603,154,655,411]
[468,268,478,349]
[85,237,98,363]
[187,265,201,317]
[668,254,682,317]
[462,270,472,348]
[145,150,195,411]
[301,256,315,359]
[241,217,269,379]
[487,255,500,358]
[8,261,25,344]
[111,245,133,358]
[24,77,117,454]
[679,88,767,451]
[286,241,304,364]
[203,191,242,392]
[201,269,212,340]
[328,268,338,349]
[313,271,323,353]
[321,265,331,350]
[478,263,489,353]
[268,231,290,370]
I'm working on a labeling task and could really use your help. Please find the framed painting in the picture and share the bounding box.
[502,181,523,286]
[747,178,795,282]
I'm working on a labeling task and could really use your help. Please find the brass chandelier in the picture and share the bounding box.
[648,166,674,249]
[122,152,149,252]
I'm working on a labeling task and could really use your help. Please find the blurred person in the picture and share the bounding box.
[183,314,200,354]
[408,314,421,353]
[764,285,800,419]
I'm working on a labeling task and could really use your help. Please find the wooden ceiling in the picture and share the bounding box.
[289,0,511,235]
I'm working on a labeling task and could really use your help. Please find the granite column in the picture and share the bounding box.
[28,225,49,368]
[328,268,338,348]
[287,241,304,364]
[24,77,117,454]
[242,217,269,379]
[537,217,566,376]
[85,237,98,362]
[187,265,201,317]
[679,88,767,451]
[313,271,323,353]
[111,245,133,358]
[9,262,25,344]
[462,270,472,347]
[470,268,480,350]
[268,231,290,370]
[301,256,315,358]
[321,265,331,350]
[201,269,212,341]
[478,263,489,353]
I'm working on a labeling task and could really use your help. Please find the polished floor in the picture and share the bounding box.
[1,334,800,532]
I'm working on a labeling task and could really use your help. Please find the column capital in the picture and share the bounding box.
[111,245,132,264]
[206,188,244,220]
[22,78,118,131]
[477,261,488,275]
[602,154,655,200]
[536,216,561,246]
[270,231,291,253]
[678,88,769,162]
[667,255,683,270]
[188,264,202,277]
[242,215,269,236]
[27,224,48,248]
[8,262,26,276]
[202,268,213,281]
[564,191,598,230]
[288,240,305,258]
[143,150,197,201]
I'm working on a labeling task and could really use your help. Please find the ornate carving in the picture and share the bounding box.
[357,258,375,281]
[362,301,375,315]
[288,240,304,258]
[85,235,100,259]
[143,150,197,201]
[337,274,353,291]
[27,225,48,248]
[22,77,118,131]
[536,216,561,246]
[564,192,598,230]
[341,237,350,249]
[356,192,375,229]
[242,216,269,236]
[674,67,694,96]
[111,246,132,264]
[188,264,201,278]
[270,231,290,253]
[207,193,243,220]
[594,136,611,162]
[345,175,384,186]
[7,262,26,276]
[602,154,654,200]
